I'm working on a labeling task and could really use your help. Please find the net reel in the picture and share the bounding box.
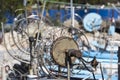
[83,12,102,32]
[51,36,79,67]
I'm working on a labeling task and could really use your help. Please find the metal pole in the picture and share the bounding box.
[65,52,70,80]
[118,47,120,80]
[23,0,27,6]
[70,0,74,27]
[29,37,34,75]
[1,22,6,80]
[23,0,28,22]
[72,7,75,27]
[35,0,47,48]
[67,60,70,80]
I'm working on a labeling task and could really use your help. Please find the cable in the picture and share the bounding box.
[92,72,96,80]
[100,63,104,80]
[80,58,96,80]
[80,58,93,72]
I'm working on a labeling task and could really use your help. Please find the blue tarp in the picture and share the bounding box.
[5,8,120,24]
[5,11,14,24]
[83,50,118,60]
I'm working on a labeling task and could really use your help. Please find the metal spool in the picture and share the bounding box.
[51,36,79,66]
